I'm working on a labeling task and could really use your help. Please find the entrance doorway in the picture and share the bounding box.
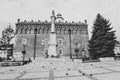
[58,48,63,57]
[44,49,48,57]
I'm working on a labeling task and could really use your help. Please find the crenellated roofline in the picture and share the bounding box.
[15,18,88,35]
[16,19,88,26]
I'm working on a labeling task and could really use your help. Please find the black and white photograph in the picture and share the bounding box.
[0,0,120,80]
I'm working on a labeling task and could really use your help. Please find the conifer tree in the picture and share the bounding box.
[2,25,14,45]
[88,14,116,59]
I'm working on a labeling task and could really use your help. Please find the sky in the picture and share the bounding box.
[0,0,120,40]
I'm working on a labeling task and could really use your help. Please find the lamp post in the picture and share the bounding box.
[74,42,79,58]
[34,28,37,60]
[82,48,86,61]
[68,28,72,59]
[22,44,26,62]
[22,39,27,62]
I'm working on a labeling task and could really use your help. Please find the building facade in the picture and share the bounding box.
[14,19,89,58]
[114,41,120,55]
[0,49,7,59]
[0,44,13,59]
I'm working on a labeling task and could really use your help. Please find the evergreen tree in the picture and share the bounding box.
[2,25,15,45]
[88,14,116,59]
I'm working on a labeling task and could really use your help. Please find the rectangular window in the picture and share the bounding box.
[58,39,63,45]
[41,39,49,45]
[41,40,44,45]
[45,39,48,45]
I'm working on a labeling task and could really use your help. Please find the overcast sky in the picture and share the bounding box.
[0,0,120,40]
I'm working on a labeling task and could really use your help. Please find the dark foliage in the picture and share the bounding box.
[2,25,14,45]
[88,14,116,59]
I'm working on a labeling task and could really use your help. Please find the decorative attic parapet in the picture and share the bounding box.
[16,19,88,35]
[16,18,87,25]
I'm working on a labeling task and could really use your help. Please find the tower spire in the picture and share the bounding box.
[51,10,56,33]
[52,10,55,17]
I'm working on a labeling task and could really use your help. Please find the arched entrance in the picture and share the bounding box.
[57,48,63,57]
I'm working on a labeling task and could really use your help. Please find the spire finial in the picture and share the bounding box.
[52,10,55,16]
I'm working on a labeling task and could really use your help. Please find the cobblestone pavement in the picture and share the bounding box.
[0,57,120,80]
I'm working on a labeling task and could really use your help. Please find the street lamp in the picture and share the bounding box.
[82,48,86,61]
[68,28,72,59]
[34,28,37,60]
[22,39,27,62]
[74,42,79,58]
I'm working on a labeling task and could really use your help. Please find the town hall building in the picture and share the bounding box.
[14,13,89,58]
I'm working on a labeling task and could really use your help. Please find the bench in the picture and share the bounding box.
[1,62,11,67]
[1,61,23,67]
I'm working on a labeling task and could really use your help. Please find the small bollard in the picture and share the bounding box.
[79,70,81,73]
[68,68,70,71]
[10,69,14,71]
[82,73,85,76]
[90,74,93,76]
[42,66,45,68]
[23,71,26,73]
[49,69,54,80]
[66,73,69,76]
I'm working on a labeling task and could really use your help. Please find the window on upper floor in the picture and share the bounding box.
[41,40,44,45]
[45,39,48,45]
[46,29,49,34]
[75,30,77,34]
[41,39,49,45]
[58,39,63,45]
[63,29,65,34]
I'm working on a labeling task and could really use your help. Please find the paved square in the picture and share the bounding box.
[54,70,82,77]
[94,73,120,80]
[55,76,91,80]
[0,73,20,79]
[0,58,120,80]
[20,72,49,79]
[105,66,120,71]
[80,68,111,74]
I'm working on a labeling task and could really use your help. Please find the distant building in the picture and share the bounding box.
[114,41,120,55]
[0,44,13,59]
[14,17,89,58]
[0,49,7,59]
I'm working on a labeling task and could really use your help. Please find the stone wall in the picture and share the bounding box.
[14,19,89,58]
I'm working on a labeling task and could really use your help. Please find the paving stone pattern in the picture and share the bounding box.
[0,58,120,80]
